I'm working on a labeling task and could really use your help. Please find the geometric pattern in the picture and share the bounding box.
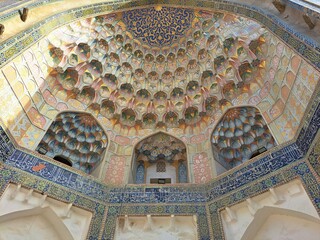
[36,112,108,174]
[0,1,320,240]
[212,106,276,168]
[123,7,194,47]
[42,7,267,131]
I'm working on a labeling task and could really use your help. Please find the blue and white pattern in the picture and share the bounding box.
[135,161,145,184]
[0,126,14,162]
[178,162,188,183]
[0,1,320,239]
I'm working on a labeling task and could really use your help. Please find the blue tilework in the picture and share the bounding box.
[0,126,15,162]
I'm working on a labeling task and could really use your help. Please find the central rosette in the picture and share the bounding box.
[123,6,195,47]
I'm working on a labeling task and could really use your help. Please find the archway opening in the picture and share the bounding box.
[131,132,188,184]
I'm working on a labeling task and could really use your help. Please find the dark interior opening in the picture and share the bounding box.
[250,147,267,159]
[53,156,73,167]
[37,146,47,155]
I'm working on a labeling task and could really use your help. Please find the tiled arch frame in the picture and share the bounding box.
[130,130,189,184]
[0,1,319,240]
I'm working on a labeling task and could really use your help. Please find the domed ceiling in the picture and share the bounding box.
[45,6,267,131]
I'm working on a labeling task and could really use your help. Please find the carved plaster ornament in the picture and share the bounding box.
[272,1,286,14]
[0,24,4,36]
[303,14,315,30]
[19,8,29,22]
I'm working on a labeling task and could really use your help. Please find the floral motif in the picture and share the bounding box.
[123,7,194,47]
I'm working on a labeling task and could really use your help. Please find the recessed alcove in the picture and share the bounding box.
[115,215,197,240]
[211,106,276,175]
[36,111,108,175]
[53,156,72,167]
[0,1,319,240]
[130,132,188,184]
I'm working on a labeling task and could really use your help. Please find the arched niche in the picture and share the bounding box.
[36,111,108,174]
[0,207,74,240]
[211,106,276,174]
[130,132,188,184]
[241,207,320,240]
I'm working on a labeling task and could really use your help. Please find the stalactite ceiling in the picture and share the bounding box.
[44,6,267,132]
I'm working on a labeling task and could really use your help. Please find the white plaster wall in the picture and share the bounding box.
[114,215,197,240]
[221,179,320,240]
[0,214,62,240]
[146,164,177,184]
[0,184,92,240]
[251,214,320,240]
[0,207,73,240]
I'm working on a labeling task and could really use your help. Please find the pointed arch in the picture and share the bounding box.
[0,207,74,240]
[241,206,320,240]
[130,131,188,184]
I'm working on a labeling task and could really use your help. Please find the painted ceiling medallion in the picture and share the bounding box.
[123,6,194,47]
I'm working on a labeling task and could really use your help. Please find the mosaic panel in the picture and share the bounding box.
[0,126,15,162]
[0,69,320,239]
[0,1,319,150]
[104,155,126,185]
[38,7,268,133]
[193,152,212,184]
[7,149,208,204]
[0,1,320,239]
[0,0,319,69]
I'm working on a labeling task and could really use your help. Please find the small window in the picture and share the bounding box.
[156,161,166,172]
